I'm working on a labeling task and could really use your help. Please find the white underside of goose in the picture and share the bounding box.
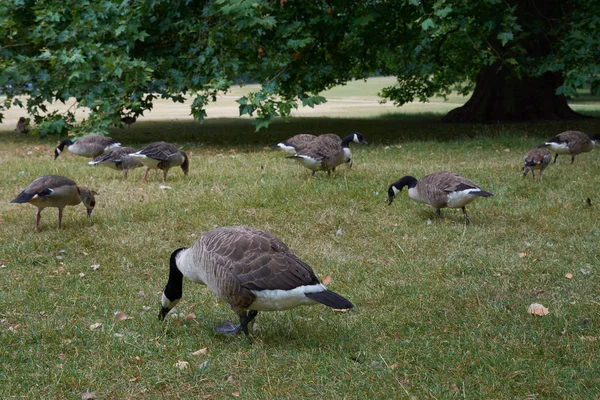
[292,155,322,170]
[130,153,162,169]
[545,142,570,154]
[446,189,483,208]
[249,284,326,311]
[342,148,352,162]
[277,144,297,154]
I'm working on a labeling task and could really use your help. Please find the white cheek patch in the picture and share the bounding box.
[353,133,359,143]
[392,186,400,196]
[56,148,62,155]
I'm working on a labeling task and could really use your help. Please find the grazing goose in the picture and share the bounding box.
[54,134,121,160]
[129,141,189,183]
[88,147,144,179]
[387,171,493,224]
[286,132,368,175]
[271,134,316,154]
[522,146,552,181]
[16,117,29,135]
[10,175,97,232]
[121,116,136,128]
[544,130,600,164]
[159,226,353,336]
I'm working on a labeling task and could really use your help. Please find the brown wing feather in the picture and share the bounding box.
[25,175,76,194]
[139,142,180,161]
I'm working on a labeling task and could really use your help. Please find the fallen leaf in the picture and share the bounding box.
[129,377,137,382]
[115,312,129,321]
[565,273,573,279]
[81,392,96,400]
[159,185,173,190]
[527,303,549,316]
[336,228,344,236]
[227,376,235,383]
[394,332,402,339]
[332,308,350,313]
[137,291,146,297]
[192,347,209,356]
[503,148,510,152]
[185,313,196,320]
[79,273,86,278]
[90,264,100,271]
[322,274,331,286]
[532,258,541,263]
[389,363,398,369]
[89,323,102,330]
[518,252,527,258]
[449,383,459,391]
[174,360,189,370]
[232,393,240,397]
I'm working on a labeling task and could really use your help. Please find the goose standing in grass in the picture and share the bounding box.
[287,132,368,175]
[387,171,493,224]
[159,226,353,336]
[121,116,136,128]
[522,147,552,181]
[544,130,600,164]
[54,134,121,160]
[271,134,316,154]
[10,175,97,232]
[16,117,29,135]
[129,141,189,183]
[88,147,144,179]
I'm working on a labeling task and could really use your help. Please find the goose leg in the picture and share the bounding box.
[142,167,150,183]
[122,170,127,179]
[347,159,353,168]
[163,170,168,183]
[553,153,558,164]
[35,209,42,232]
[462,207,470,225]
[215,310,258,336]
[311,171,316,177]
[571,155,575,164]
[58,208,64,229]
[327,170,331,176]
[435,209,442,219]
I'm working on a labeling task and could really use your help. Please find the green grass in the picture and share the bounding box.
[1,108,600,399]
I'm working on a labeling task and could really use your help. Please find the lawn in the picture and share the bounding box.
[1,88,600,399]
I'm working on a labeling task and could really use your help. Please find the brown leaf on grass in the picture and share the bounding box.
[115,312,129,321]
[174,360,189,370]
[227,376,235,383]
[186,313,196,320]
[89,322,102,330]
[321,274,331,286]
[90,264,100,271]
[192,347,209,356]
[389,363,399,369]
[232,393,240,397]
[394,332,402,339]
[527,303,549,316]
[449,383,459,391]
[565,273,573,279]
[81,392,96,400]
[518,252,528,258]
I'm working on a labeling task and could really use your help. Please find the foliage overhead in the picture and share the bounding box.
[1,0,598,134]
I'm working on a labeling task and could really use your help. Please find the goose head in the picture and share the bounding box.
[181,152,190,176]
[387,176,418,205]
[78,187,97,217]
[591,134,600,146]
[54,139,73,160]
[159,248,187,320]
[352,132,368,145]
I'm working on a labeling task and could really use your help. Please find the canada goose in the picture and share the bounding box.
[387,171,493,224]
[544,130,600,164]
[522,147,552,181]
[159,226,353,336]
[88,147,144,179]
[286,132,368,175]
[16,117,29,135]
[271,134,316,154]
[129,141,189,183]
[10,175,97,232]
[54,134,121,160]
[121,116,136,128]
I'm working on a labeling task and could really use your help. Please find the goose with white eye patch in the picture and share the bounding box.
[10,175,97,232]
[387,171,493,224]
[544,130,600,164]
[129,141,189,183]
[286,132,368,175]
[159,226,353,337]
[54,134,121,160]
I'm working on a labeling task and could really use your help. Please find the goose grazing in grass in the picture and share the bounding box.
[129,141,189,183]
[387,171,493,224]
[159,226,353,336]
[544,130,600,164]
[522,146,552,181]
[287,132,368,175]
[16,117,29,135]
[54,134,121,160]
[88,147,144,179]
[10,175,97,232]
[120,116,136,128]
[271,134,316,154]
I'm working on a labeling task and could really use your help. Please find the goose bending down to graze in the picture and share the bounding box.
[159,226,353,336]
[387,171,493,224]
[88,147,144,179]
[522,146,552,181]
[544,130,600,164]
[10,175,97,232]
[286,132,368,175]
[129,141,189,183]
[120,116,136,128]
[271,134,316,154]
[54,134,121,159]
[16,117,29,135]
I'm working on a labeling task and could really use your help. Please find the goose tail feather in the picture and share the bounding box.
[474,190,494,197]
[305,290,354,309]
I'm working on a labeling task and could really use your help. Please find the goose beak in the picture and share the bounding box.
[387,195,395,205]
[158,306,171,321]
[86,208,93,217]
[362,139,368,145]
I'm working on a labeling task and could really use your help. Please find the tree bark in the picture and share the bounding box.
[442,64,589,123]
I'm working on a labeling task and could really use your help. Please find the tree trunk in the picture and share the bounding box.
[442,65,589,123]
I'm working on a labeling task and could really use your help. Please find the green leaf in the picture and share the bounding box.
[497,32,513,46]
[421,19,436,31]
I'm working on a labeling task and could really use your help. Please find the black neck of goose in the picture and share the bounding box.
[341,134,355,148]
[395,176,418,190]
[163,248,186,301]
[57,139,73,151]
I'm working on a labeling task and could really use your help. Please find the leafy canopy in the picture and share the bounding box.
[1,0,598,134]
